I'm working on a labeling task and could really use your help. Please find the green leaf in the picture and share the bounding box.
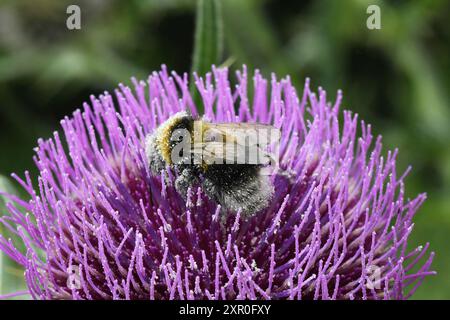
[190,0,224,109]
[0,175,29,299]
[191,0,223,75]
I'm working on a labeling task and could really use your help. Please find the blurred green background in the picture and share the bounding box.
[0,0,448,299]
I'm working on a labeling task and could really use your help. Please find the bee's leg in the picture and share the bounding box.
[201,178,220,205]
[175,167,198,199]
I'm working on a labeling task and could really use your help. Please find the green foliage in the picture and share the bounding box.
[0,176,29,299]
[190,0,223,107]
[191,0,223,76]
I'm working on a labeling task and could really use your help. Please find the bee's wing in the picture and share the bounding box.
[206,122,277,130]
[191,142,272,165]
[190,122,280,165]
[203,122,280,145]
[191,142,238,164]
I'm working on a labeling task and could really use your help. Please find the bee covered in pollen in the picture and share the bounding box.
[145,111,281,217]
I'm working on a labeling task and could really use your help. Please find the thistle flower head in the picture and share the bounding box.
[0,66,434,300]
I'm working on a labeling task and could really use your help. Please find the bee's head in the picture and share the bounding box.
[157,112,195,166]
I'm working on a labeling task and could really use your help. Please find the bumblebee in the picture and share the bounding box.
[145,111,280,217]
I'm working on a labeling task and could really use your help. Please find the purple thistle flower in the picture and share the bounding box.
[0,66,434,300]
